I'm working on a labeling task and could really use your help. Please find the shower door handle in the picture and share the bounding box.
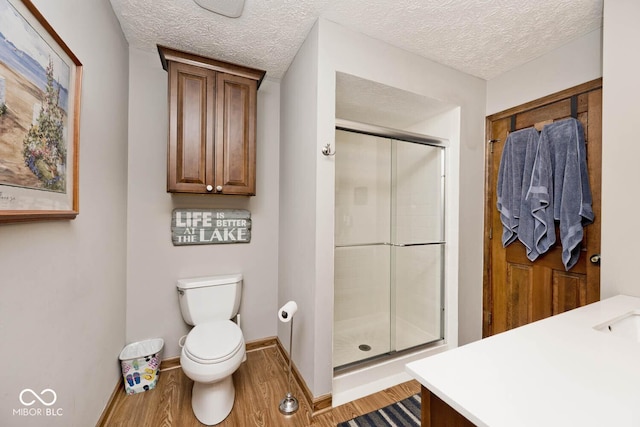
[335,241,445,248]
[390,242,445,247]
[335,242,390,248]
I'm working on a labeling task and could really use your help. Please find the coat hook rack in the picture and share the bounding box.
[321,143,335,156]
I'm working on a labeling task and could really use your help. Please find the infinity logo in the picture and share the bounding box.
[19,389,57,407]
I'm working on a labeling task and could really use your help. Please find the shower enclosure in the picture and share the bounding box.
[333,123,446,369]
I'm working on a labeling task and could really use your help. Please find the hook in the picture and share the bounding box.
[322,143,335,156]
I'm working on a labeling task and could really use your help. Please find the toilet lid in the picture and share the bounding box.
[184,320,243,364]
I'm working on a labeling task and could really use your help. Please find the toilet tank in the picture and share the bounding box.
[176,274,242,326]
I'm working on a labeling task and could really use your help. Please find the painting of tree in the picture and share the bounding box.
[0,0,81,222]
[22,57,66,191]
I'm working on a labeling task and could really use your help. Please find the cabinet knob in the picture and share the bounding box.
[216,185,223,192]
[206,185,213,192]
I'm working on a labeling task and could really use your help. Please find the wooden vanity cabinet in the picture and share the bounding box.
[158,46,265,195]
[422,387,476,427]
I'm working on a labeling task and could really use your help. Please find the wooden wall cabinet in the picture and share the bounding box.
[158,46,265,195]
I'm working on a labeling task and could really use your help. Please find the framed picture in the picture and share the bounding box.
[0,0,82,223]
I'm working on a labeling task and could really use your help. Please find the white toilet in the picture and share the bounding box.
[176,274,245,426]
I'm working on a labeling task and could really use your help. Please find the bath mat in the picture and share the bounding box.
[337,393,420,427]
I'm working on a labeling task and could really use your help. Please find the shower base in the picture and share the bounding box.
[333,312,439,369]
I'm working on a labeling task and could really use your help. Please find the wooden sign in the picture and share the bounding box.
[171,209,251,246]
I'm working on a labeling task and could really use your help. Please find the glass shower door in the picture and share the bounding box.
[334,129,445,370]
[391,139,444,352]
[334,130,392,368]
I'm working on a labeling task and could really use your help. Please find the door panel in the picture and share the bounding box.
[167,62,215,192]
[506,264,533,330]
[483,79,602,337]
[215,72,257,194]
[552,272,587,315]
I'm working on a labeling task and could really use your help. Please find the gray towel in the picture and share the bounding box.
[496,128,539,247]
[516,128,545,260]
[529,118,594,270]
[549,118,594,270]
[526,124,555,261]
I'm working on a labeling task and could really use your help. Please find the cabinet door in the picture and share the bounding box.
[167,62,215,193]
[215,73,257,195]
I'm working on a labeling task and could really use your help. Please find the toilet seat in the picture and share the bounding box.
[184,320,243,365]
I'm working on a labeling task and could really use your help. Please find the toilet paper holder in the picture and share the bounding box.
[278,301,298,415]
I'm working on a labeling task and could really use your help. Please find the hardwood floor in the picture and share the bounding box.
[99,344,421,426]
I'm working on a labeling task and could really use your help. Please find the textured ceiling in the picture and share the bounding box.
[109,0,602,81]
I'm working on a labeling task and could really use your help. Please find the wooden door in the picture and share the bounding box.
[483,79,602,337]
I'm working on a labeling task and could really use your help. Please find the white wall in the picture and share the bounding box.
[126,48,281,359]
[487,28,602,116]
[278,20,320,396]
[600,1,640,298]
[0,1,129,425]
[280,18,485,398]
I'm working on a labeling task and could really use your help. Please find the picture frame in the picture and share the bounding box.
[0,0,82,223]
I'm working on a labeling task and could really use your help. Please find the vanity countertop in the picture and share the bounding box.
[406,295,640,427]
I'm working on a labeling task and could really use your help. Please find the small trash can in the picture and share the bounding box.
[119,338,164,395]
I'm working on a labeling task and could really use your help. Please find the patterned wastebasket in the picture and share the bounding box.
[118,338,164,395]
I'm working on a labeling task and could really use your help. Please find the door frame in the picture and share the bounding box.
[483,78,603,337]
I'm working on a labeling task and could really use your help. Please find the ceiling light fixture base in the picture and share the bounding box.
[193,0,245,18]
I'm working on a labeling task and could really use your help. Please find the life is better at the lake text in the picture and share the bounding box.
[171,209,251,245]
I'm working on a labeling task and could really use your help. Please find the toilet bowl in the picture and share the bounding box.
[176,274,245,426]
[180,320,245,425]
